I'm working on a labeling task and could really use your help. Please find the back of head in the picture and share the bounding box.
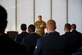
[46,19,56,30]
[28,24,35,32]
[71,24,76,30]
[21,24,27,31]
[0,5,7,33]
[64,23,71,31]
[38,15,42,17]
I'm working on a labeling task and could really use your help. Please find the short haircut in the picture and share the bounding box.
[21,24,27,31]
[28,24,35,32]
[65,23,71,30]
[38,15,42,17]
[47,19,56,30]
[0,5,7,32]
[71,24,76,30]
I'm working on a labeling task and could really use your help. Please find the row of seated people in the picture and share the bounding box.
[6,24,40,55]
[0,5,82,55]
[15,21,82,55]
[15,24,40,55]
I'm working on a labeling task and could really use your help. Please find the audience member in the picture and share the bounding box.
[16,23,29,44]
[0,5,28,54]
[34,19,67,55]
[71,24,82,49]
[71,24,82,55]
[22,24,40,55]
[61,23,74,55]
[34,15,46,37]
[61,23,82,55]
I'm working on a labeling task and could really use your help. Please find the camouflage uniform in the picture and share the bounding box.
[34,21,46,37]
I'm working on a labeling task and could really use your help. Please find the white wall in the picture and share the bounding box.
[0,0,15,33]
[35,0,50,23]
[0,0,82,34]
[52,0,66,35]
[35,0,51,33]
[68,0,82,33]
[17,0,33,33]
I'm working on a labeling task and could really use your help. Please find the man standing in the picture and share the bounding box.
[34,15,46,37]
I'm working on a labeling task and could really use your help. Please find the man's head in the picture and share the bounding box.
[0,5,7,33]
[71,24,76,30]
[38,15,42,21]
[46,19,56,32]
[21,24,27,31]
[28,24,35,33]
[64,23,71,32]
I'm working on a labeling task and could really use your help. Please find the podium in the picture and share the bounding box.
[7,31,18,40]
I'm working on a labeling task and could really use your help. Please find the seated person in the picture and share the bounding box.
[16,23,29,44]
[34,19,67,55]
[71,24,82,55]
[61,23,82,55]
[71,24,82,49]
[22,24,40,55]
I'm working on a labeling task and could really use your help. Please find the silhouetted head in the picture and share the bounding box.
[71,24,76,30]
[64,23,71,32]
[28,24,35,33]
[46,19,56,32]
[38,15,42,21]
[0,5,7,33]
[21,24,27,31]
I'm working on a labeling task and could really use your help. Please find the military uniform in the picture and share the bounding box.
[34,20,46,37]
